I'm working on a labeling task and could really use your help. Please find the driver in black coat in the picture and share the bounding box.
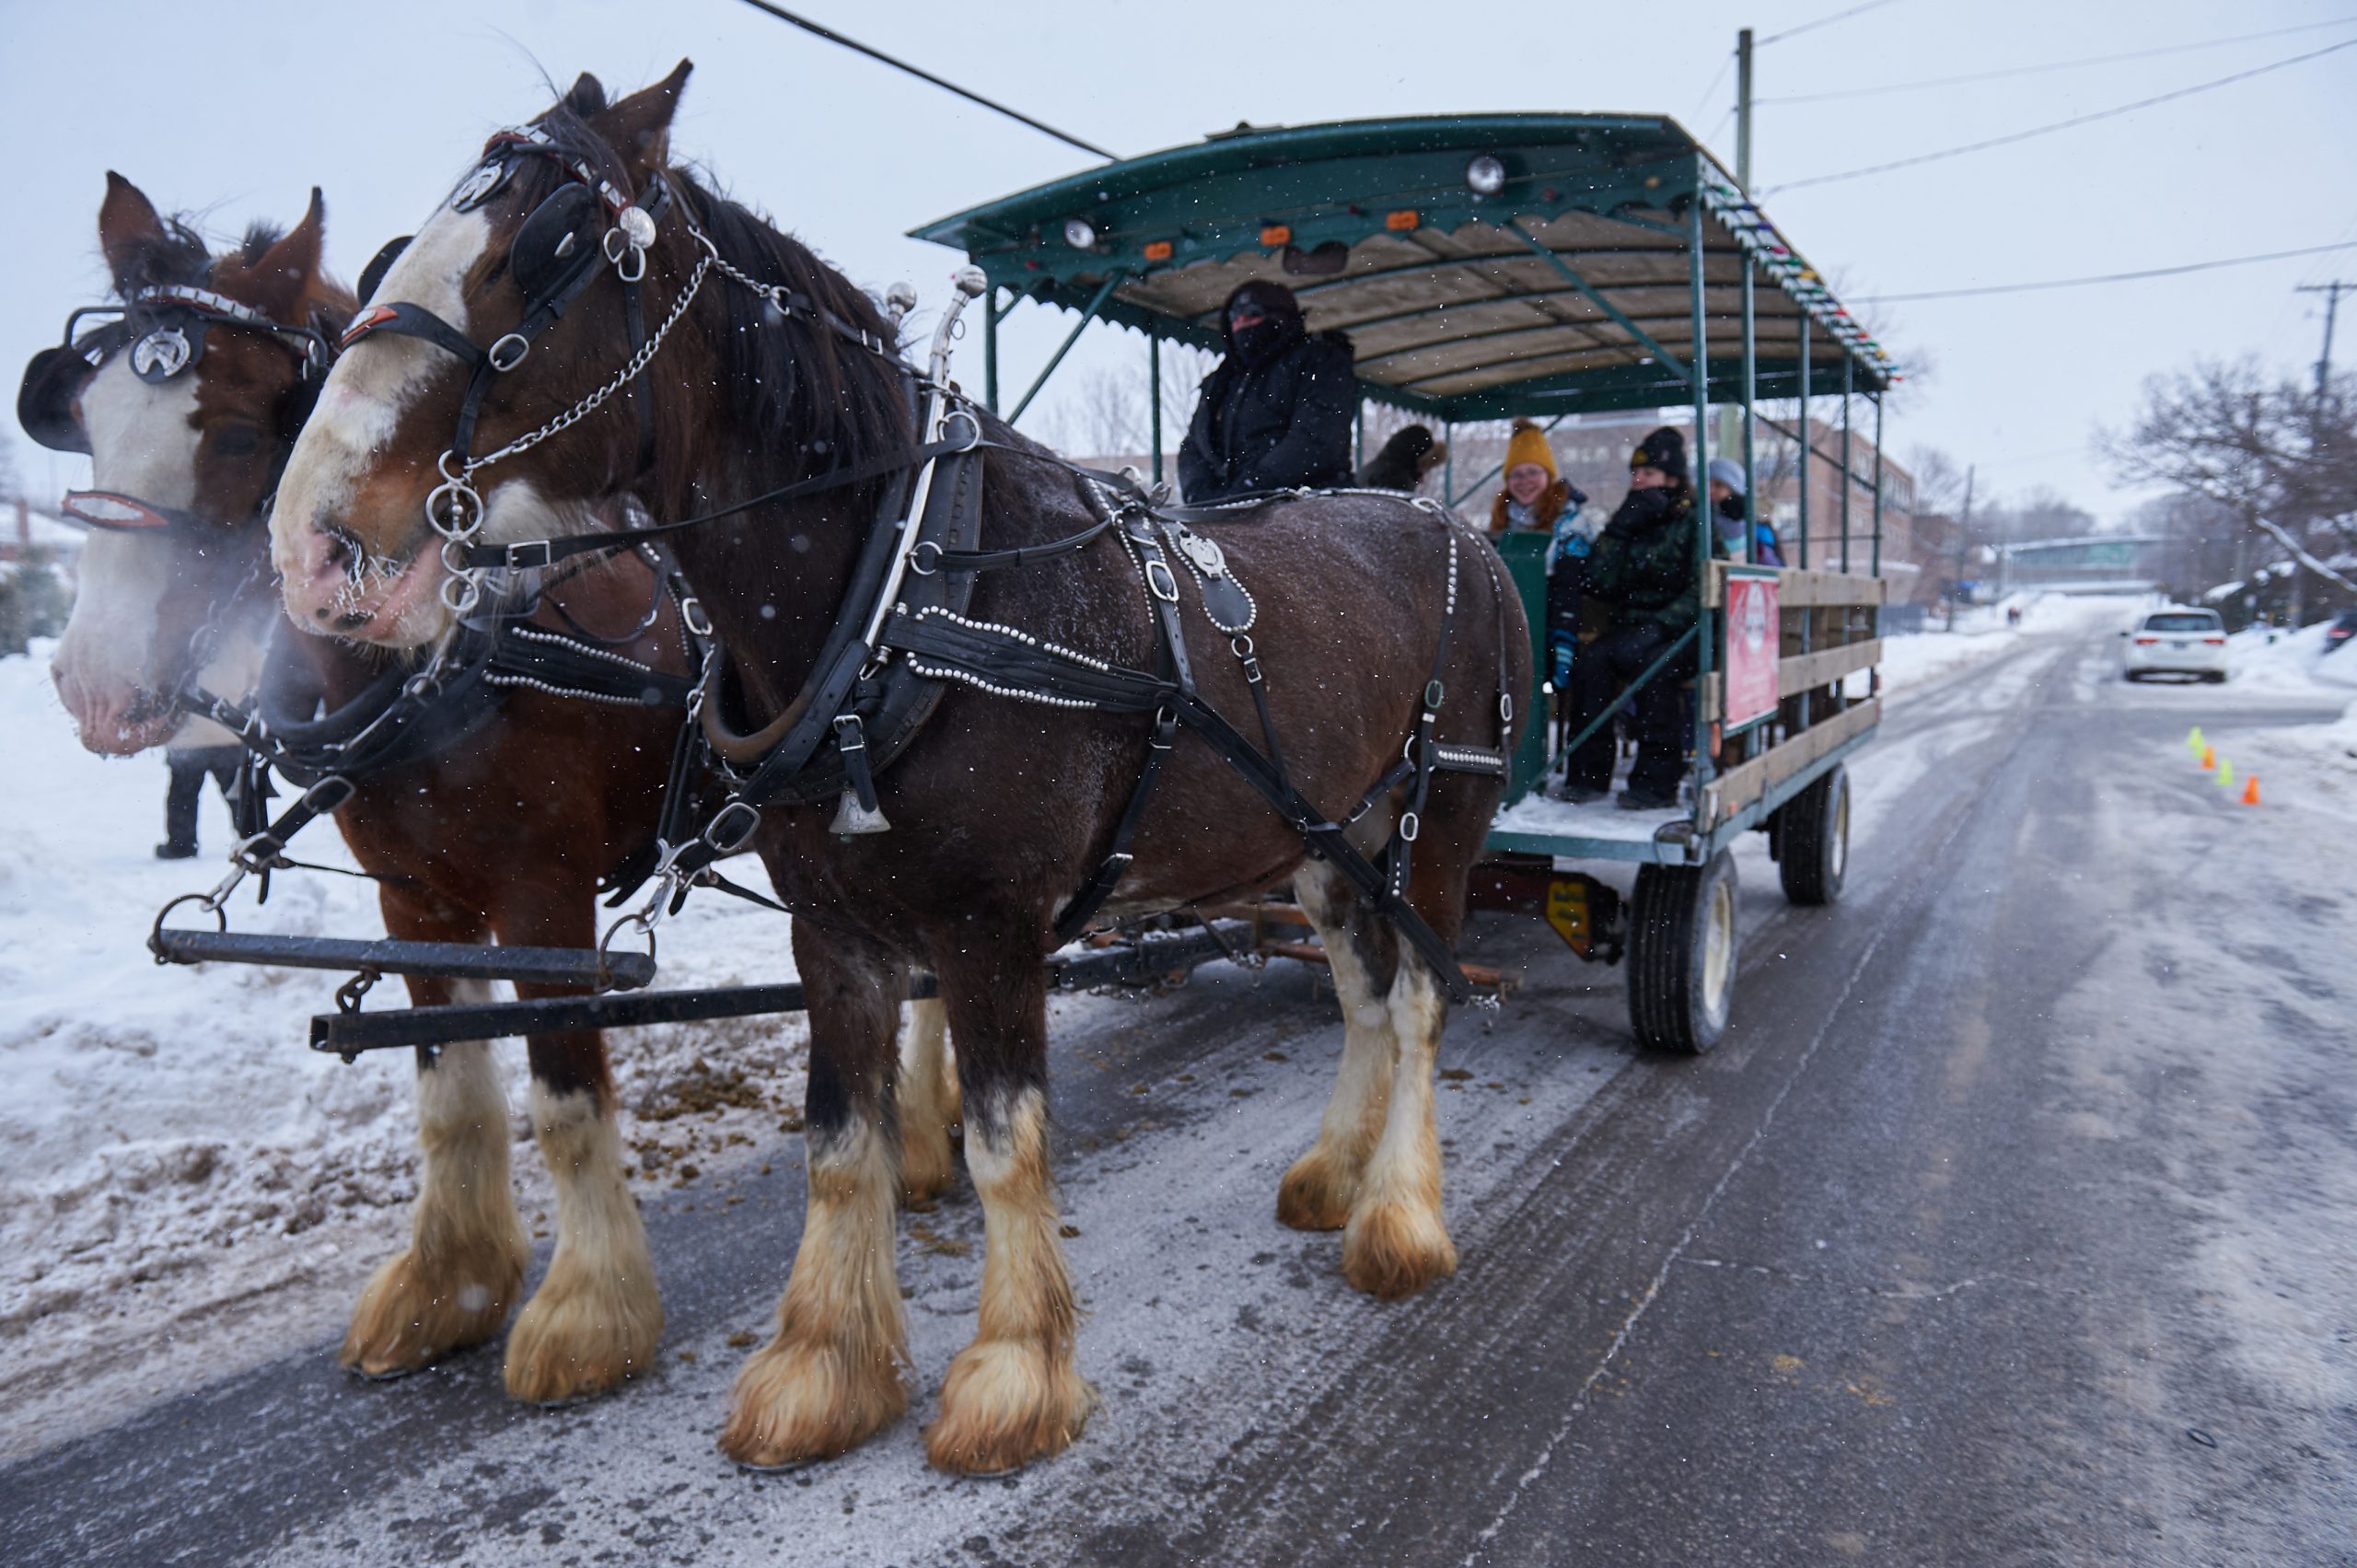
[1178,280,1356,503]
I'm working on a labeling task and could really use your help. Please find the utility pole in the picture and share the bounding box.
[2296,281,2351,405]
[1715,29,1757,470]
[1736,29,1754,191]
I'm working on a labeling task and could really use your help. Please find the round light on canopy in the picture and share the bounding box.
[1062,217,1097,250]
[1465,155,1507,196]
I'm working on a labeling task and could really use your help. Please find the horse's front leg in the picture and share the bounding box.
[340,893,528,1377]
[923,938,1095,1475]
[720,925,911,1468]
[1277,862,1400,1231]
[496,896,662,1404]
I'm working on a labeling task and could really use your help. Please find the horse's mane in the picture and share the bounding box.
[90,214,352,352]
[527,82,912,481]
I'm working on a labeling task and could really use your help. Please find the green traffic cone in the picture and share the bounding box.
[2215,758,2235,789]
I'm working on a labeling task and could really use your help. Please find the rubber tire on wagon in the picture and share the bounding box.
[1627,849,1737,1054]
[1776,761,1850,907]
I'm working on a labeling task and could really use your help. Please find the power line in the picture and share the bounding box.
[1759,16,2357,105]
[1686,50,1736,123]
[1847,241,2357,303]
[1765,35,2357,192]
[733,0,1118,161]
[1758,0,1909,48]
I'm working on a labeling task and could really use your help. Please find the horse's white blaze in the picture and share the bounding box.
[52,362,202,714]
[271,206,489,570]
[83,354,203,507]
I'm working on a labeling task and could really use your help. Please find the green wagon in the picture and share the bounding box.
[916,112,1897,1051]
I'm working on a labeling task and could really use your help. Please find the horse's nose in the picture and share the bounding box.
[278,518,355,622]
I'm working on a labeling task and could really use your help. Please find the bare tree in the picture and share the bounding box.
[2100,357,2357,611]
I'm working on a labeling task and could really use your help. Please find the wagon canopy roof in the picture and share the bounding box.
[911,113,1897,421]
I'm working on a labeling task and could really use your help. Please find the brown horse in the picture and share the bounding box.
[28,174,964,1401]
[267,67,1527,1475]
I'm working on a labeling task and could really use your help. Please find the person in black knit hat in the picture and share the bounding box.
[1178,280,1357,502]
[1557,425,1720,808]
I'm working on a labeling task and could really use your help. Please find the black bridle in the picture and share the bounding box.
[336,122,674,551]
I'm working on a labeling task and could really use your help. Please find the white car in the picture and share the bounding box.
[2121,608,2228,682]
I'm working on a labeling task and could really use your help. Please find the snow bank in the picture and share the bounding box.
[2228,621,2357,695]
[1854,592,2150,697]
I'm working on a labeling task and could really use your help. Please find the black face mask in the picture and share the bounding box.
[1717,492,1747,523]
[1232,318,1290,366]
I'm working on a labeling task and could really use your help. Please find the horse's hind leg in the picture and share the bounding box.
[1341,807,1484,1300]
[1278,862,1399,1232]
[924,939,1094,1475]
[1341,944,1457,1298]
[898,999,959,1205]
[720,926,909,1468]
[503,1021,663,1403]
[341,897,528,1377]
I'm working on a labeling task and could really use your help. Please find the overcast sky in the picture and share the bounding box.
[6,0,2353,523]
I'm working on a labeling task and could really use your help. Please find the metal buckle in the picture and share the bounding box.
[679,596,714,638]
[702,799,762,854]
[488,332,529,371]
[505,539,554,570]
[1144,556,1180,603]
[906,540,942,576]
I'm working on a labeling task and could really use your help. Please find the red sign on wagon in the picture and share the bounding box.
[1723,567,1780,732]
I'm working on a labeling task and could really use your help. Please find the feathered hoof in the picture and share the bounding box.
[503,1264,665,1404]
[718,1336,906,1469]
[1341,1200,1457,1301]
[924,1338,1096,1476]
[339,1238,526,1378]
[1275,1148,1359,1232]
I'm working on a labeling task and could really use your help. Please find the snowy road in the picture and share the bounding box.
[6,618,2354,1566]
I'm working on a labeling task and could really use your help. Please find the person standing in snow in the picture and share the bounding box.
[1707,457,1784,566]
[1487,419,1593,701]
[155,625,262,859]
[1559,425,1720,810]
[1178,280,1356,503]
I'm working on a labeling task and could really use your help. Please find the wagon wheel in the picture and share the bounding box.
[1626,849,1736,1054]
[1776,762,1850,907]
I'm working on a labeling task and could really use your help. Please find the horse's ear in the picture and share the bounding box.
[98,171,167,285]
[237,189,326,321]
[592,60,692,179]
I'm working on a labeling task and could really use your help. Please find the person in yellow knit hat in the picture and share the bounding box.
[1488,419,1592,709]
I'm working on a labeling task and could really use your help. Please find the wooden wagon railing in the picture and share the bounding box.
[1695,563,1886,831]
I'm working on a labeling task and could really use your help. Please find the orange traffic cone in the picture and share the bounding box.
[2200,744,2216,770]
[2241,774,2260,807]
